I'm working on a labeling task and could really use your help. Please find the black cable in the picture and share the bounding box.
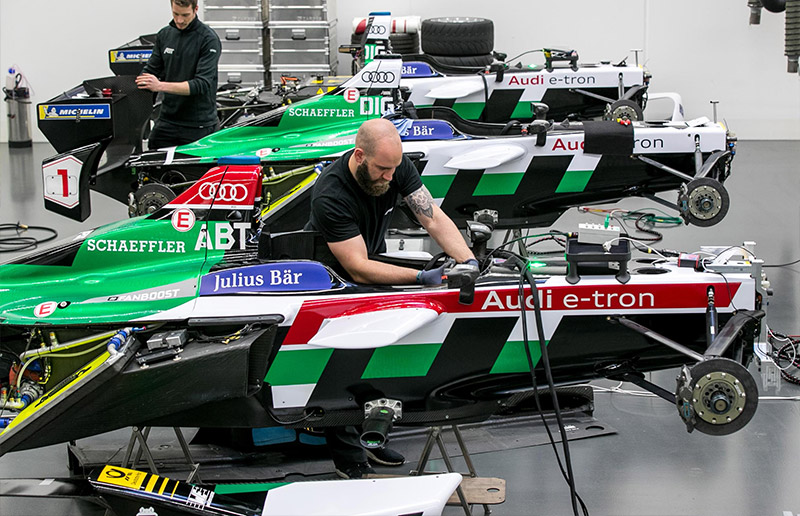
[515,261,588,516]
[0,223,57,253]
[764,257,800,268]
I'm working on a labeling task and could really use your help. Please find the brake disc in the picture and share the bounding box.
[675,357,758,436]
[604,99,643,121]
[678,177,730,227]
[128,183,176,217]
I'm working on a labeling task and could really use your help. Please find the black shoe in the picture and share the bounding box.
[366,446,405,466]
[335,461,375,479]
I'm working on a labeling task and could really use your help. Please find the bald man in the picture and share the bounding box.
[308,118,476,285]
[307,119,478,479]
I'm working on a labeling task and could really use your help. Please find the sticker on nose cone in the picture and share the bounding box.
[34,301,58,318]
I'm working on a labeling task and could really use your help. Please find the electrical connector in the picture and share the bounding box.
[577,222,621,246]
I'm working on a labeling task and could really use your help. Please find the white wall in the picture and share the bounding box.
[2,0,798,142]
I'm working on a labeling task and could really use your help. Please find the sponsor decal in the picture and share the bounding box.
[293,136,355,148]
[401,120,455,141]
[256,148,272,157]
[288,107,356,118]
[38,104,111,120]
[171,209,195,232]
[551,137,664,152]
[198,182,248,202]
[368,24,387,35]
[87,239,187,253]
[34,301,58,318]
[107,289,181,303]
[508,74,544,86]
[165,168,259,209]
[343,87,360,103]
[194,222,250,251]
[401,62,435,78]
[136,508,158,516]
[164,47,174,55]
[111,50,153,62]
[199,262,332,295]
[545,75,596,86]
[480,283,740,311]
[97,466,147,489]
[552,138,584,152]
[359,96,392,116]
[361,70,396,83]
[186,486,215,510]
[634,138,664,150]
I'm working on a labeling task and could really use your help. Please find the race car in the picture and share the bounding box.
[43,54,734,235]
[359,13,652,123]
[0,466,464,516]
[1,162,766,460]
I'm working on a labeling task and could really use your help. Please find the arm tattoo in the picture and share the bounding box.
[405,187,434,220]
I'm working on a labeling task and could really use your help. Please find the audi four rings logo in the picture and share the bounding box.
[361,71,396,83]
[198,182,249,202]
[368,25,387,34]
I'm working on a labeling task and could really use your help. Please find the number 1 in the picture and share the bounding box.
[57,169,68,197]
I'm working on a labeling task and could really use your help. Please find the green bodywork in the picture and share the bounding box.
[172,95,387,163]
[0,218,236,326]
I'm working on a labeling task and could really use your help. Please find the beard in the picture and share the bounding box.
[355,160,391,197]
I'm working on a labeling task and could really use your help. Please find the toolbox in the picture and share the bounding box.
[269,21,337,66]
[267,0,336,23]
[203,0,269,23]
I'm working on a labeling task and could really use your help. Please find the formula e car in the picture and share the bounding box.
[0,465,463,516]
[1,162,766,459]
[350,13,651,122]
[43,54,734,234]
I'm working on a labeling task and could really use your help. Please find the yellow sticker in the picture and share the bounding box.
[97,465,148,489]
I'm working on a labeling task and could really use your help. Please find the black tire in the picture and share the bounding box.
[390,32,420,54]
[762,0,786,13]
[427,53,495,68]
[421,17,494,56]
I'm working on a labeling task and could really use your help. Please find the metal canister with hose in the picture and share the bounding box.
[3,67,32,147]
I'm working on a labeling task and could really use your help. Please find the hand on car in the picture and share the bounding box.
[417,263,447,285]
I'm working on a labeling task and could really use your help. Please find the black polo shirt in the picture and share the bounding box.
[308,150,423,254]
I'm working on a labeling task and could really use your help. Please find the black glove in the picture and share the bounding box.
[417,263,446,285]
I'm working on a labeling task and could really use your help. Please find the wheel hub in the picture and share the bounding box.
[688,185,723,220]
[693,370,747,424]
[675,357,758,436]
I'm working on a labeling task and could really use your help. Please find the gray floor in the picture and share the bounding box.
[1,142,799,516]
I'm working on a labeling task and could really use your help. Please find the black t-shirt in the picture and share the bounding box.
[308,150,423,254]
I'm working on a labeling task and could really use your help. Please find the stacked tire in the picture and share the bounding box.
[350,31,421,55]
[421,17,494,68]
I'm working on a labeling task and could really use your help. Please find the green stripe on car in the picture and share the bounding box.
[555,169,594,193]
[361,343,442,379]
[490,340,547,374]
[265,348,334,385]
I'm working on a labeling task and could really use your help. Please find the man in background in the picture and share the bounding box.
[136,0,221,149]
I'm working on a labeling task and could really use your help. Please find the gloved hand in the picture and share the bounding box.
[464,258,479,269]
[416,263,447,285]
